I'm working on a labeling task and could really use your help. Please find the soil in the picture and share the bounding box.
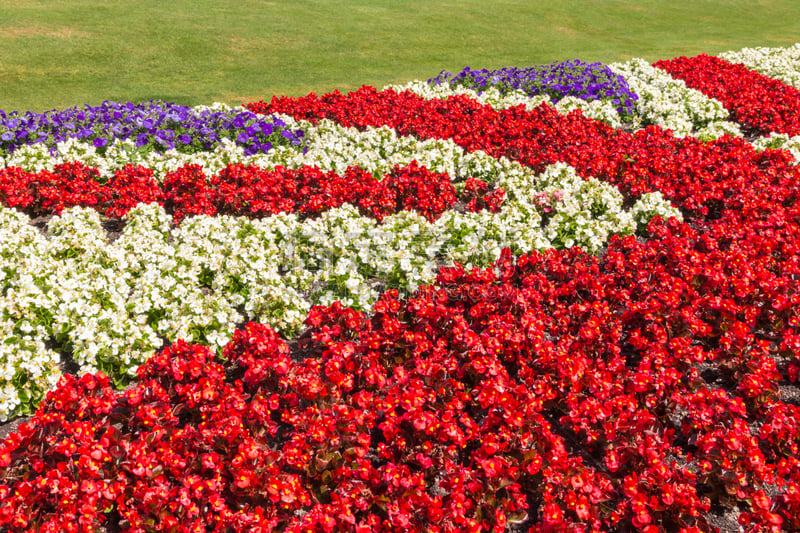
[0,414,29,442]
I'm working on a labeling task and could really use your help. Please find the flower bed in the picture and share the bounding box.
[1,44,800,531]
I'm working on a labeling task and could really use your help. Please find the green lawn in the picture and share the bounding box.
[1,0,798,112]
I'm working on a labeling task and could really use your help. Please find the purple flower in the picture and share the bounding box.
[135,117,155,129]
[0,100,308,156]
[232,113,249,128]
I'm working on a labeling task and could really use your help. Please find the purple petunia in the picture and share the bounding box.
[429,59,639,117]
[0,100,308,157]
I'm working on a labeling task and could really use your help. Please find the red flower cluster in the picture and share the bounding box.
[0,162,163,219]
[0,160,503,225]
[248,86,800,220]
[105,165,166,219]
[459,177,505,213]
[653,53,800,136]
[0,161,112,216]
[207,159,467,223]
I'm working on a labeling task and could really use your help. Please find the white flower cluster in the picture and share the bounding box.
[2,135,254,184]
[385,80,550,111]
[609,58,741,139]
[169,212,308,337]
[627,190,685,232]
[45,208,161,380]
[0,208,62,420]
[262,119,469,178]
[551,96,624,129]
[719,43,800,89]
[0,203,246,421]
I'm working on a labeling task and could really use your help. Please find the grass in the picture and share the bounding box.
[0,0,799,112]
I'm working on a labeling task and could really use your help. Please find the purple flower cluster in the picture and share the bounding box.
[0,100,307,157]
[428,59,639,117]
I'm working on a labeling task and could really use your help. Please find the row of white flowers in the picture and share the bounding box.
[384,80,625,128]
[749,132,800,163]
[0,158,680,420]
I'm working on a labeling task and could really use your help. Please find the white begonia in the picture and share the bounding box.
[43,207,159,378]
[385,80,550,111]
[629,191,684,230]
[553,96,623,129]
[3,142,59,173]
[609,58,741,138]
[0,209,64,421]
[192,102,241,113]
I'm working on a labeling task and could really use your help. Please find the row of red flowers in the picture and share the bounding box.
[653,53,800,137]
[248,85,800,222]
[0,160,503,224]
